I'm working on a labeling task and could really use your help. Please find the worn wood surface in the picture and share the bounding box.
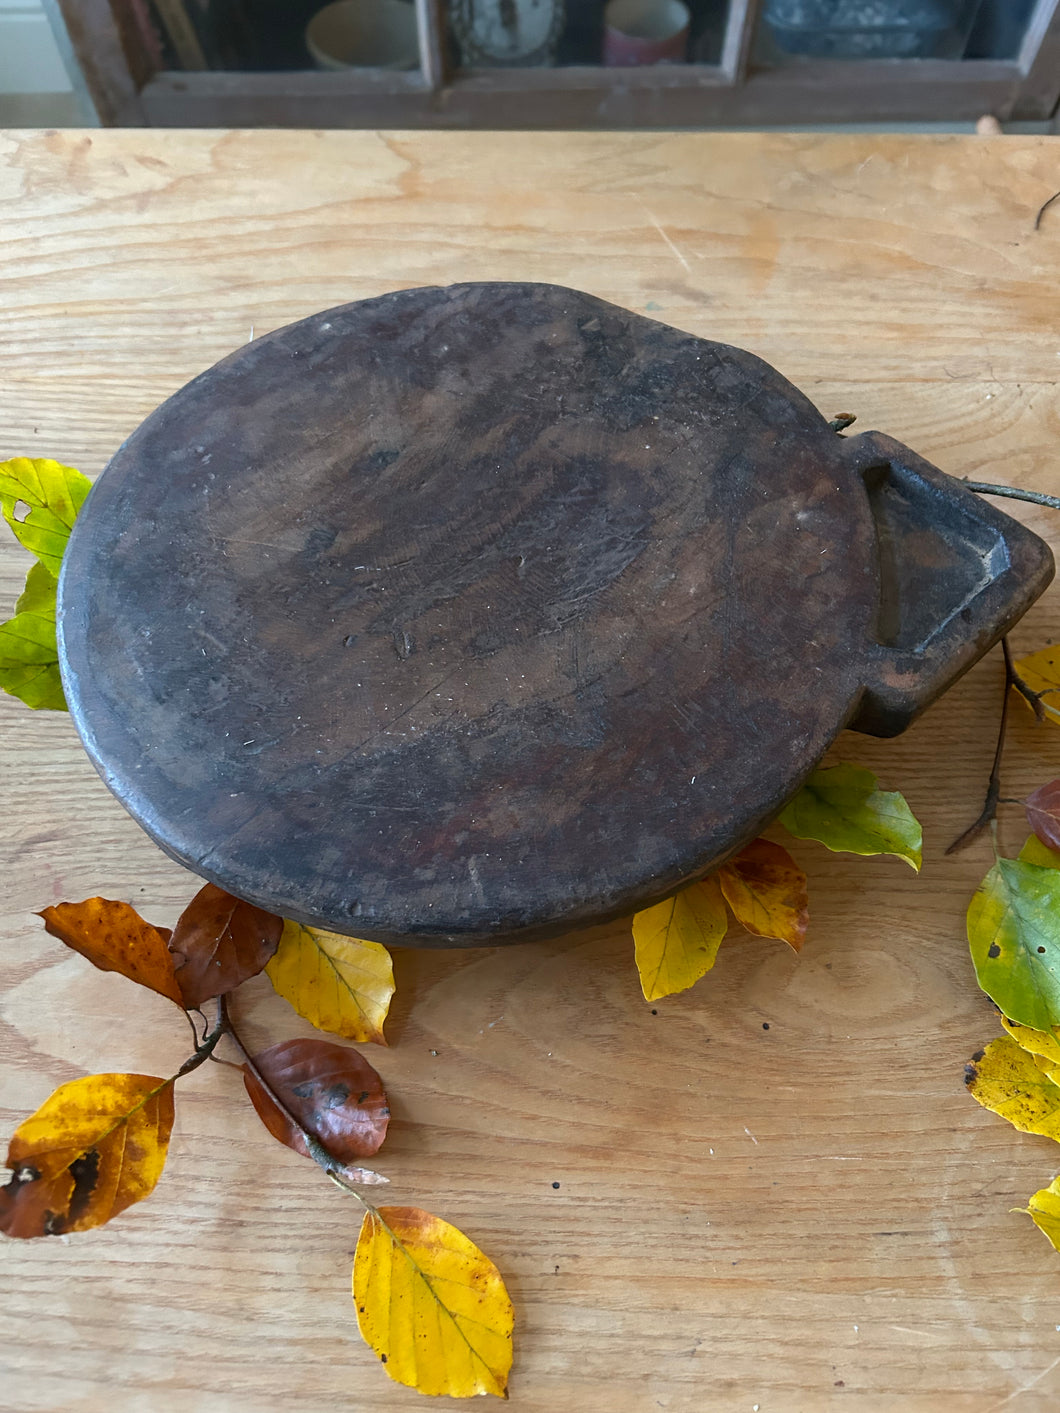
[4,129,1060,1411]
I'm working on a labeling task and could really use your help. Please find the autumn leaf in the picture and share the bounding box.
[39,897,184,1006]
[0,1072,175,1238]
[964,1034,1060,1141]
[0,561,65,711]
[1025,781,1060,855]
[633,875,729,1002]
[718,838,808,952]
[1020,834,1060,870]
[0,456,92,577]
[354,1205,514,1398]
[266,920,394,1045]
[999,1013,1060,1067]
[1022,1174,1060,1252]
[967,857,1060,1031]
[778,762,922,871]
[243,1038,389,1163]
[169,883,283,1007]
[1013,646,1060,727]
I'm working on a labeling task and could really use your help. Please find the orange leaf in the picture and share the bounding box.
[243,1038,389,1163]
[38,897,184,1006]
[169,883,283,1007]
[718,838,808,952]
[354,1205,514,1398]
[0,1073,175,1238]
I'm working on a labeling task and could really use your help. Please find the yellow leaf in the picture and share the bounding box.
[999,1013,1060,1067]
[632,876,729,1002]
[0,1073,175,1238]
[266,920,394,1045]
[1019,834,1060,871]
[964,1035,1060,1142]
[1014,647,1060,726]
[1023,1174,1060,1253]
[718,838,808,952]
[353,1204,513,1398]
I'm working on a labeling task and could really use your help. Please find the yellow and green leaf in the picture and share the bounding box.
[1019,833,1060,871]
[632,875,729,1002]
[0,456,91,577]
[967,857,1060,1031]
[964,1034,1060,1142]
[266,920,394,1046]
[353,1204,514,1398]
[0,1072,175,1238]
[0,560,65,710]
[778,762,921,871]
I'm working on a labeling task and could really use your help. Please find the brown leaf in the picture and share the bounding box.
[718,838,809,952]
[38,897,183,1006]
[168,883,283,1007]
[1026,781,1060,856]
[0,1073,175,1238]
[243,1038,389,1163]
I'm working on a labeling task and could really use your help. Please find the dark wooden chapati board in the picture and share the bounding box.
[58,283,1053,946]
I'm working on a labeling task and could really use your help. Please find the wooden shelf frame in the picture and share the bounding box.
[53,0,1060,129]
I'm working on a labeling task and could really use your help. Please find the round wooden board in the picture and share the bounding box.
[58,283,892,944]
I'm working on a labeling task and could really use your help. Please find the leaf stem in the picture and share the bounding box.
[947,637,1015,855]
[961,479,1060,512]
[218,994,376,1211]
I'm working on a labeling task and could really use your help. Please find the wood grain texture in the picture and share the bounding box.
[4,130,1060,1411]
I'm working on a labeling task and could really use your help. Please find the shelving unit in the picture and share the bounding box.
[50,0,1060,129]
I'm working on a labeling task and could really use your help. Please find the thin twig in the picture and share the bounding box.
[174,998,226,1078]
[961,479,1060,512]
[946,638,1015,855]
[218,994,374,1208]
[1035,190,1060,232]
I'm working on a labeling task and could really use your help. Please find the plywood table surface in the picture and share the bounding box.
[3,128,1060,1413]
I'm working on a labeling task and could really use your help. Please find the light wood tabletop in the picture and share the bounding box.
[3,128,1060,1413]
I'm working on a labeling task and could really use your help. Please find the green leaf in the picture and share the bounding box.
[777,762,922,871]
[967,857,1060,1031]
[0,456,91,577]
[964,1034,1060,1142]
[0,562,65,711]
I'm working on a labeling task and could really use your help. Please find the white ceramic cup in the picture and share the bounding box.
[603,0,690,65]
[306,0,419,70]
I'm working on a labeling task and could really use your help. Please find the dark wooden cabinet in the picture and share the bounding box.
[51,0,1060,128]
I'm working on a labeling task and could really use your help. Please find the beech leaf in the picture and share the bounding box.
[1019,834,1060,870]
[243,1038,389,1162]
[169,883,283,1007]
[38,897,183,1006]
[353,1205,514,1398]
[0,455,92,577]
[265,920,394,1045]
[999,1013,1060,1067]
[0,1072,175,1238]
[633,875,729,1002]
[778,762,922,871]
[0,561,65,710]
[967,857,1060,1031]
[718,838,808,952]
[1022,1174,1060,1253]
[1013,647,1060,727]
[964,1034,1060,1141]
[1025,781,1060,855]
